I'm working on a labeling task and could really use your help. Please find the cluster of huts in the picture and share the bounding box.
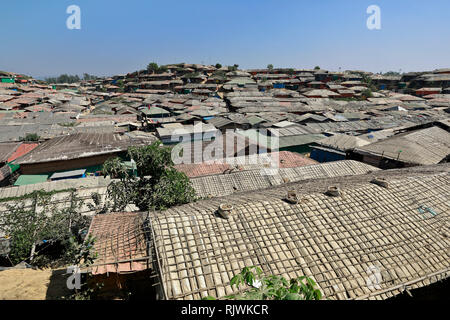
[0,64,449,300]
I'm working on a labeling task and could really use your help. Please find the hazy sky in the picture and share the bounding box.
[1,0,449,78]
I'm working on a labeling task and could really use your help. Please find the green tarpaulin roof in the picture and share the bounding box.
[14,174,49,186]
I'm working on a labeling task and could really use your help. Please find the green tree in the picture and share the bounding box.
[229,64,239,71]
[45,74,81,84]
[158,65,168,74]
[102,141,196,211]
[314,66,321,70]
[83,73,98,81]
[0,191,92,267]
[147,62,159,74]
[215,63,222,69]
[267,64,274,71]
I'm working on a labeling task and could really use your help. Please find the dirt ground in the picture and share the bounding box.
[0,268,72,300]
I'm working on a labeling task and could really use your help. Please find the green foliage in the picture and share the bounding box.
[208,266,322,300]
[184,72,200,79]
[158,65,168,74]
[215,63,222,69]
[361,88,373,99]
[45,74,81,84]
[0,191,92,267]
[58,122,79,127]
[267,64,274,71]
[143,168,196,210]
[212,70,227,80]
[147,62,159,73]
[20,133,40,142]
[0,189,76,203]
[102,141,196,211]
[287,68,295,75]
[314,66,321,70]
[62,282,104,300]
[64,234,98,266]
[147,62,167,74]
[83,73,99,81]
[383,71,401,76]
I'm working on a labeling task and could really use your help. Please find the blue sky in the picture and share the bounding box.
[1,0,449,78]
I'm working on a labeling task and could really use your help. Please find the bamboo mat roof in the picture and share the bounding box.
[149,168,450,300]
[87,212,150,275]
[190,160,378,198]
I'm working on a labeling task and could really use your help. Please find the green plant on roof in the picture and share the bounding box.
[102,141,196,211]
[361,74,377,91]
[184,72,200,79]
[383,71,401,76]
[58,122,79,127]
[204,266,322,300]
[361,88,374,100]
[20,133,40,142]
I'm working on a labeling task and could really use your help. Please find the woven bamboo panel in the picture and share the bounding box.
[191,160,379,198]
[151,173,450,300]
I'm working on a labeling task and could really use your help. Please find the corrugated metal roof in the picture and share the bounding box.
[7,142,38,162]
[15,132,153,165]
[50,169,86,180]
[0,142,20,163]
[355,126,450,165]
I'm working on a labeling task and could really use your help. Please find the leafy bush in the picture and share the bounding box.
[20,133,40,142]
[0,191,92,267]
[102,141,196,211]
[45,74,80,84]
[205,266,322,300]
[361,88,373,99]
[147,62,168,74]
